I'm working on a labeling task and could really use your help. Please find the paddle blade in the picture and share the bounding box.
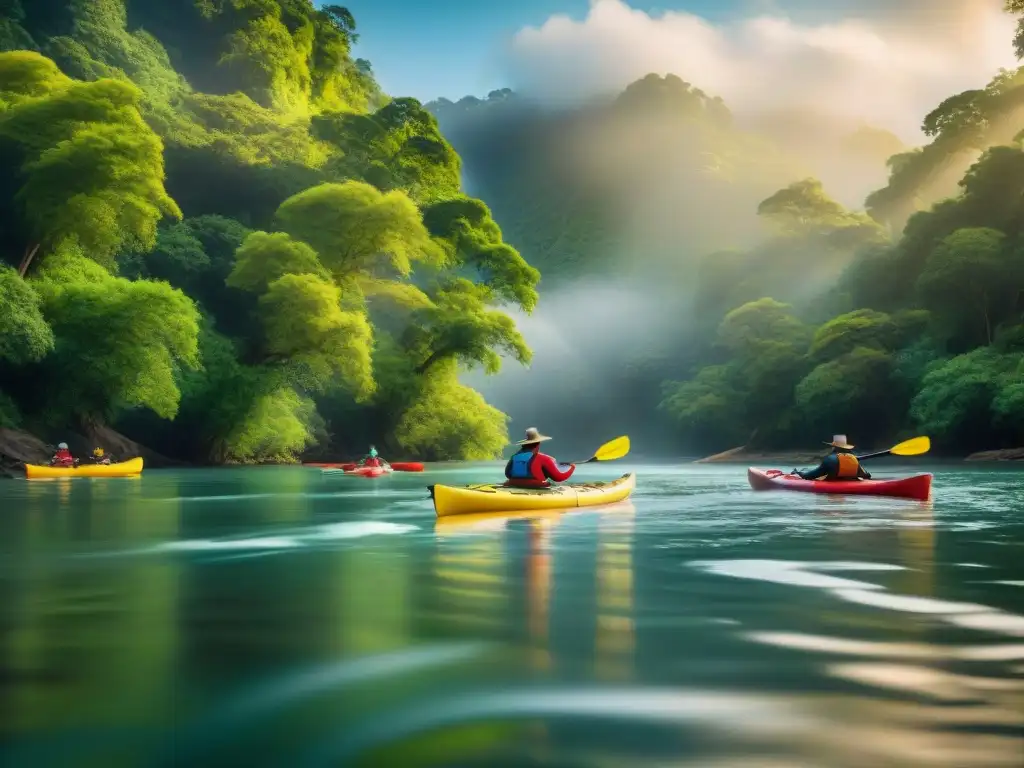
[592,436,631,462]
[890,436,930,456]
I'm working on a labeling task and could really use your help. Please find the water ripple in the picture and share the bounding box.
[75,521,419,560]
[694,559,1024,641]
[301,686,811,766]
[162,642,489,765]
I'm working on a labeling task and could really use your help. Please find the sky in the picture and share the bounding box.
[341,1,731,101]
[339,0,1019,141]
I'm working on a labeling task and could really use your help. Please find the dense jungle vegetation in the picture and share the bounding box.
[429,2,1024,456]
[0,0,539,462]
[5,1,1024,463]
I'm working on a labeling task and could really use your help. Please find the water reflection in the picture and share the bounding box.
[595,505,635,680]
[895,503,936,604]
[1,464,1021,767]
[425,505,640,765]
[431,513,509,638]
[526,518,553,672]
[0,476,182,743]
[337,548,411,654]
[432,503,638,679]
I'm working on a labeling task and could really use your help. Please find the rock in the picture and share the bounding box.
[0,428,51,478]
[965,448,1024,462]
[693,445,749,464]
[77,424,185,468]
[694,445,820,464]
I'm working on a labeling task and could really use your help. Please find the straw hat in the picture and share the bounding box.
[825,434,854,450]
[514,427,552,445]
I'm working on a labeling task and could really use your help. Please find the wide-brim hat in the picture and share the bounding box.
[824,434,854,450]
[514,427,552,445]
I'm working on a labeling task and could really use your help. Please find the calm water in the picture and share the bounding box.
[1,462,1022,767]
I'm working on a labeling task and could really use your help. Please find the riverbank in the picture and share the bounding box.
[0,427,181,478]
[696,444,1024,464]
[964,448,1024,461]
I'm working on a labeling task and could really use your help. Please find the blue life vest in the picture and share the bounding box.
[507,450,535,480]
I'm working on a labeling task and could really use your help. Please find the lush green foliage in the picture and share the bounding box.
[866,65,1024,232]
[394,362,509,461]
[0,51,181,272]
[659,3,1024,454]
[0,266,53,364]
[0,4,537,463]
[662,141,1024,453]
[8,1,1024,461]
[272,180,441,278]
[0,1,34,52]
[314,97,461,203]
[31,248,201,424]
[423,4,1024,456]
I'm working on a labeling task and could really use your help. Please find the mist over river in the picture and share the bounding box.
[1,462,1022,767]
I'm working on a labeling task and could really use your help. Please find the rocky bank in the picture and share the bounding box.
[0,426,183,478]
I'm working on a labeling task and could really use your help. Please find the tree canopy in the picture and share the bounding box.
[0,4,536,463]
[657,0,1024,456]
[6,0,1024,461]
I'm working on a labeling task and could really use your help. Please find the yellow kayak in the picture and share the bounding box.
[25,457,144,479]
[430,473,636,518]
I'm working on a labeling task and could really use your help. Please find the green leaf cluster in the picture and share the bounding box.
[0,4,537,463]
[664,140,1024,453]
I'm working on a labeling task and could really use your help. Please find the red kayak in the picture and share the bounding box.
[343,466,392,478]
[748,468,932,501]
[305,462,425,472]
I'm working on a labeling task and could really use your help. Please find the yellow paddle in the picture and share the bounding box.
[572,435,631,465]
[857,436,930,461]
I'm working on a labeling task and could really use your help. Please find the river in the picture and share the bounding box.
[1,462,1022,767]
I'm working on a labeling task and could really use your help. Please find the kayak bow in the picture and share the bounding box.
[747,468,932,501]
[429,473,637,517]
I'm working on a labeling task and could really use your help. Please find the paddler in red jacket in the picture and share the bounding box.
[360,446,390,469]
[504,427,576,488]
[50,442,76,467]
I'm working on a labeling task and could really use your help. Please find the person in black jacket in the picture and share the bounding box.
[795,435,871,481]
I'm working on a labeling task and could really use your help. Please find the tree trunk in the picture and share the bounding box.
[17,243,40,278]
[415,348,448,375]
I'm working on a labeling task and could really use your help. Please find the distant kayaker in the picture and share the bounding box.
[361,445,390,469]
[50,442,77,468]
[795,435,871,481]
[90,447,113,465]
[505,427,575,488]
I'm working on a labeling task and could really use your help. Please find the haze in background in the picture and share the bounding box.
[450,0,1018,455]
